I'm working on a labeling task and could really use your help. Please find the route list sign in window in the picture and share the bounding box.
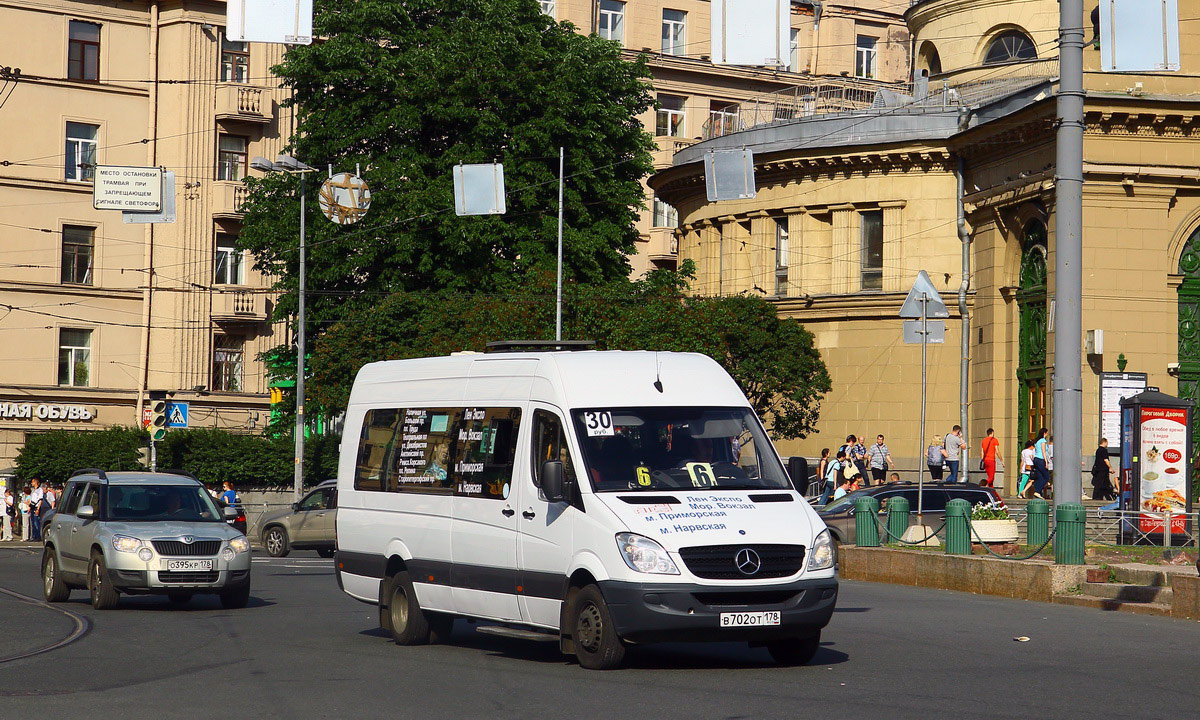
[93,166,163,212]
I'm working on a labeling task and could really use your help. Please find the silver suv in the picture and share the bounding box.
[41,469,253,610]
[258,480,337,558]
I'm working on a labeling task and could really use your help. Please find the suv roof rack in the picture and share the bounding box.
[70,468,109,481]
[484,340,596,353]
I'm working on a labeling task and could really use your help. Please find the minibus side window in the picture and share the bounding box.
[452,407,522,500]
[531,410,578,495]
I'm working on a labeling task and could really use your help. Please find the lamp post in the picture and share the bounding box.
[251,154,315,501]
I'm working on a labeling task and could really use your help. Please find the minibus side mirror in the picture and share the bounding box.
[540,461,565,503]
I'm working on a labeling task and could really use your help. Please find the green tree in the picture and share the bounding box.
[238,0,656,334]
[15,427,147,485]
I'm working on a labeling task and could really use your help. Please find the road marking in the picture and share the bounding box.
[0,587,91,665]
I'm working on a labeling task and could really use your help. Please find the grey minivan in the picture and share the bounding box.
[258,480,337,558]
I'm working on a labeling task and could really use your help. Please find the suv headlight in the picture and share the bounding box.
[615,533,680,575]
[228,536,250,555]
[807,528,835,571]
[112,535,143,553]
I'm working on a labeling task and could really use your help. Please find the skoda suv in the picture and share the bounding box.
[41,469,252,609]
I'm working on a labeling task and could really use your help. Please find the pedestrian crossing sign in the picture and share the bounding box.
[166,402,189,428]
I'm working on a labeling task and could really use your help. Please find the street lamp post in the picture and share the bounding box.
[251,154,314,501]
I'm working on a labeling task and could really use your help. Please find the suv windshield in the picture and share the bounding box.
[571,407,790,492]
[106,484,222,523]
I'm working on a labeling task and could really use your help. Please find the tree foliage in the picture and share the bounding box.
[311,267,832,440]
[238,0,656,332]
[158,429,341,488]
[15,427,147,484]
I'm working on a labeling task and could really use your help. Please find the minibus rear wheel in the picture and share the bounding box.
[569,584,626,670]
[386,571,431,645]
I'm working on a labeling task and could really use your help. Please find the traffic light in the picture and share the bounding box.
[150,399,168,441]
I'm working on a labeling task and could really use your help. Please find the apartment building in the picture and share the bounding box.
[0,0,290,466]
[543,1,909,275]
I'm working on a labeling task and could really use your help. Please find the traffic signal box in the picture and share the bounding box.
[150,397,168,441]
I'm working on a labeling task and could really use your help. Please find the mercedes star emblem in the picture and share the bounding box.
[735,548,762,576]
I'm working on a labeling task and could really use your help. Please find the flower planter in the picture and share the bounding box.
[969,518,1019,543]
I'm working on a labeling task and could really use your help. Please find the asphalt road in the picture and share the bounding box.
[1,545,1198,719]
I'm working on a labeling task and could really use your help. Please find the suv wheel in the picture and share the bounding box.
[264,526,290,558]
[42,549,71,602]
[88,551,120,610]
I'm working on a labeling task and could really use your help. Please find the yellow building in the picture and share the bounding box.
[0,0,290,466]
[651,0,1200,495]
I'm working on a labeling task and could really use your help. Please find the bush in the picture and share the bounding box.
[158,428,340,488]
[15,427,148,485]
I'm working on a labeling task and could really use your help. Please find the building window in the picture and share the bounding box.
[68,21,100,81]
[861,210,883,291]
[65,122,98,182]
[855,35,878,79]
[214,235,245,285]
[539,0,555,17]
[656,94,686,137]
[213,335,244,392]
[652,197,678,228]
[662,9,686,56]
[58,328,92,387]
[62,226,94,285]
[984,30,1037,64]
[220,32,249,83]
[216,135,248,181]
[789,28,800,72]
[709,101,739,138]
[774,218,789,296]
[599,0,625,43]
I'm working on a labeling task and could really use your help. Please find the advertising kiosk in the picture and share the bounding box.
[1119,390,1193,545]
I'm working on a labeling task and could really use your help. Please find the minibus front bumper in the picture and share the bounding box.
[597,576,837,644]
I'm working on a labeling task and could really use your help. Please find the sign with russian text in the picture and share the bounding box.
[93,166,162,212]
[1137,406,1188,534]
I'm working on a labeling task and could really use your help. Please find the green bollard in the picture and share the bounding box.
[944,498,971,555]
[886,496,910,544]
[854,496,881,547]
[1054,502,1087,565]
[1026,498,1050,547]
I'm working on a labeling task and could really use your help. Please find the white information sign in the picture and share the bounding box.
[93,166,162,212]
[711,0,790,67]
[583,411,614,437]
[1100,372,1147,451]
[227,0,313,45]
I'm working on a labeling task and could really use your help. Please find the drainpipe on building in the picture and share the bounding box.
[807,1,823,74]
[956,153,970,477]
[135,1,160,426]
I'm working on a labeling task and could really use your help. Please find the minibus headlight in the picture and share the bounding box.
[615,533,680,575]
[807,529,835,571]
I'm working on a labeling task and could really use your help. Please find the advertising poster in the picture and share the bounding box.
[1100,372,1147,455]
[1137,407,1188,534]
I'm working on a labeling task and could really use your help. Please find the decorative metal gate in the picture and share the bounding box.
[1016,220,1048,447]
[1177,229,1200,448]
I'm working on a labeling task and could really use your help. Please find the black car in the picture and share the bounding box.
[817,482,1005,545]
[214,496,247,535]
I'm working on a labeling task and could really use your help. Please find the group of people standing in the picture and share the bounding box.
[2,477,57,542]
[816,434,897,503]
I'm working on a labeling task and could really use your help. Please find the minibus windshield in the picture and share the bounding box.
[571,407,792,493]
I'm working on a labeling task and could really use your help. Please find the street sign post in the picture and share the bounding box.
[900,270,948,528]
[93,166,162,212]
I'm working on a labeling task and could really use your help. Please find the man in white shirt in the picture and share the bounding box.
[28,478,44,541]
[2,488,13,541]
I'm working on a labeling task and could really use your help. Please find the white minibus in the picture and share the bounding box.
[335,346,837,669]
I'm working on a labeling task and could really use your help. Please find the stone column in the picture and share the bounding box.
[831,204,856,294]
[783,207,806,297]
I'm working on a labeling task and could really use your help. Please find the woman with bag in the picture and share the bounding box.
[927,435,946,480]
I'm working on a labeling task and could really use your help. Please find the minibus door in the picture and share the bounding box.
[517,407,578,628]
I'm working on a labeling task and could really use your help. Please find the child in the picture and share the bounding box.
[1018,440,1035,498]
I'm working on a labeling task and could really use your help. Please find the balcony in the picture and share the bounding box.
[652,136,698,170]
[215,84,271,124]
[212,182,248,219]
[647,227,679,263]
[211,290,267,324]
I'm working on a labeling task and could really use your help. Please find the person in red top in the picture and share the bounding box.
[980,428,1002,488]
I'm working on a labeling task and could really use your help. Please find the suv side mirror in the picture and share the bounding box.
[540,461,565,503]
[291,502,299,511]
[77,505,95,520]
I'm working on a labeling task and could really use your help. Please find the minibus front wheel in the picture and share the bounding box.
[568,584,626,670]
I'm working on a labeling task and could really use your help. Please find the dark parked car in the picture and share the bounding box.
[818,482,1005,545]
[215,496,247,535]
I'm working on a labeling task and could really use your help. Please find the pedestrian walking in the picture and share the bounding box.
[852,435,869,483]
[2,488,14,541]
[19,485,31,541]
[1018,440,1036,497]
[927,435,946,480]
[1091,438,1117,501]
[221,481,238,507]
[1031,428,1051,499]
[815,448,830,498]
[980,428,1002,488]
[819,450,846,505]
[867,435,894,485]
[28,478,44,541]
[944,426,964,483]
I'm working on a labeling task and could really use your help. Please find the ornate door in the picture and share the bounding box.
[1177,230,1200,443]
[1016,221,1048,446]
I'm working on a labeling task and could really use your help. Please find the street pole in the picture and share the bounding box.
[555,146,564,342]
[1054,0,1085,506]
[293,172,307,502]
[918,292,927,524]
